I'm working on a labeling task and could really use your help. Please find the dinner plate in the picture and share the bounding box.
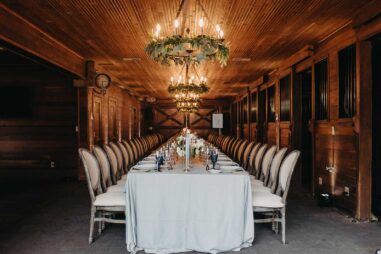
[217,161,238,166]
[138,160,155,164]
[143,156,156,161]
[208,169,221,174]
[220,166,242,172]
[133,164,157,170]
[218,158,232,161]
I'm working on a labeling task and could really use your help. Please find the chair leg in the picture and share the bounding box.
[281,207,286,244]
[89,207,95,244]
[98,211,102,234]
[275,211,279,235]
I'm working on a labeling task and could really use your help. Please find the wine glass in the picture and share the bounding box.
[210,151,218,169]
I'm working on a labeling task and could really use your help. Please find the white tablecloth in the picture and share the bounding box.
[125,160,254,253]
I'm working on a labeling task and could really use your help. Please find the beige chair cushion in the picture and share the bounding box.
[94,192,126,207]
[252,185,271,193]
[252,192,284,208]
[117,178,127,185]
[107,184,125,193]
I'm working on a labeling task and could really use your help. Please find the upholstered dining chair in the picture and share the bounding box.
[226,138,236,156]
[227,138,238,157]
[109,142,125,174]
[241,141,254,168]
[116,142,130,173]
[93,146,125,193]
[253,147,288,194]
[253,144,268,178]
[247,143,261,171]
[128,140,140,162]
[122,140,135,165]
[103,144,125,185]
[235,139,248,162]
[252,150,300,244]
[78,148,126,244]
[250,145,277,188]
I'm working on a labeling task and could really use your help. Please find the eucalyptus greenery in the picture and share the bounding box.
[145,35,230,66]
[168,82,209,94]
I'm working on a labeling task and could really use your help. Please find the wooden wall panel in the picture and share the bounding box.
[0,62,78,178]
[233,16,381,218]
[152,99,231,139]
[86,85,141,148]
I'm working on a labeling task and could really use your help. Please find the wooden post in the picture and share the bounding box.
[355,40,372,220]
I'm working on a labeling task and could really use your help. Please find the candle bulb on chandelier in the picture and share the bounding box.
[216,24,221,36]
[219,30,224,39]
[174,19,179,35]
[199,18,204,34]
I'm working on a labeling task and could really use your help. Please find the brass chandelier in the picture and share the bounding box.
[168,62,209,113]
[145,0,230,113]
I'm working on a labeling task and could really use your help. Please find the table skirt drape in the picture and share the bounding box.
[125,169,254,253]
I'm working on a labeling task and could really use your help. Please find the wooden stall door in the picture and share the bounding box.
[298,68,313,192]
[257,89,267,143]
[108,97,117,142]
[93,95,102,144]
[372,39,381,219]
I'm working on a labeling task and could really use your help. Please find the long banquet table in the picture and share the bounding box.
[125,155,254,253]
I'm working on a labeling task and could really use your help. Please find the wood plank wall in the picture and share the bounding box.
[77,84,141,180]
[149,99,232,140]
[232,14,381,219]
[0,62,78,178]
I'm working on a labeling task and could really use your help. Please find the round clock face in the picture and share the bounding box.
[95,74,111,89]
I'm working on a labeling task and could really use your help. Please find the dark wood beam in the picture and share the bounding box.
[0,3,86,78]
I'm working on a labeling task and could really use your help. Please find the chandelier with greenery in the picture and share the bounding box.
[168,62,209,113]
[145,0,229,113]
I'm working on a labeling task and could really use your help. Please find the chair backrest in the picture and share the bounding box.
[110,142,124,173]
[229,139,239,157]
[93,145,112,191]
[248,143,261,170]
[242,141,254,167]
[260,145,277,182]
[117,142,130,172]
[254,144,268,178]
[267,147,288,193]
[103,144,119,184]
[236,139,248,163]
[78,148,102,202]
[122,140,135,165]
[127,140,139,163]
[232,139,243,160]
[276,150,301,203]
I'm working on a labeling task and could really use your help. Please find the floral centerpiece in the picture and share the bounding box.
[192,138,204,156]
[176,135,186,157]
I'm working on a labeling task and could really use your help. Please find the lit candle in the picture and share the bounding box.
[199,18,204,34]
[216,24,221,33]
[170,76,174,83]
[174,19,179,35]
[219,30,224,39]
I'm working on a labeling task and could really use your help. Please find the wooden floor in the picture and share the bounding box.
[0,172,380,254]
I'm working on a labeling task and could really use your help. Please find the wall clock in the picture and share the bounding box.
[95,73,111,94]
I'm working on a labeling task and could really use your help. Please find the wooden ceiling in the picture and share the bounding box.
[1,0,370,99]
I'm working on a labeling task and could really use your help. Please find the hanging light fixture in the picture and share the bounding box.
[145,1,229,67]
[168,62,209,113]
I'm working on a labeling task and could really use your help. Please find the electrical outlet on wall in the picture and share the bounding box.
[344,186,350,196]
[50,161,55,168]
[319,177,323,185]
